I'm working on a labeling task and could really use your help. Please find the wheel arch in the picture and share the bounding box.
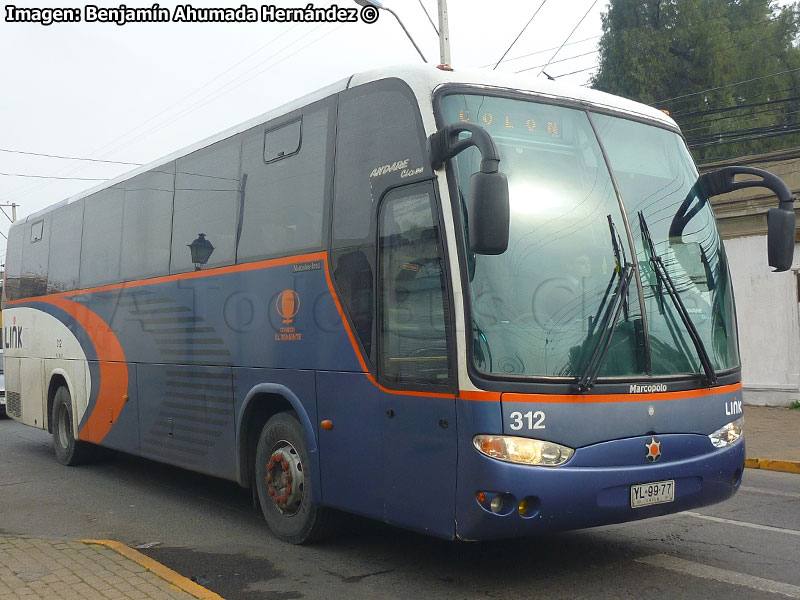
[236,383,319,495]
[46,369,75,434]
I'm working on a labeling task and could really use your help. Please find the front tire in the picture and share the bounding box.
[51,386,95,466]
[255,412,331,544]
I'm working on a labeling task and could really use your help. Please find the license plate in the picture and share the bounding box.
[631,479,675,508]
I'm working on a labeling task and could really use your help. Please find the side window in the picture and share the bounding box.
[331,245,375,358]
[80,185,125,288]
[172,138,241,273]
[264,120,301,162]
[332,80,430,248]
[378,184,451,387]
[47,200,84,294]
[120,163,175,281]
[4,225,23,301]
[20,217,50,298]
[237,101,332,262]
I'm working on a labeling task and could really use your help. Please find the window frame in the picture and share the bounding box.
[374,180,456,393]
[263,118,302,164]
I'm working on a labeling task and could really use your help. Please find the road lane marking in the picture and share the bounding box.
[683,511,800,537]
[740,486,800,499]
[636,554,800,598]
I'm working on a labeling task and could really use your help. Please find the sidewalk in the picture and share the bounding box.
[744,405,800,474]
[0,536,221,600]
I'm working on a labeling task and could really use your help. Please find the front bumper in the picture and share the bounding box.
[456,433,745,540]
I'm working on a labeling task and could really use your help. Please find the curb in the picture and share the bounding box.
[80,539,224,600]
[745,458,800,474]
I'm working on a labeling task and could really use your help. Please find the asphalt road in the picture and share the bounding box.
[1,417,799,600]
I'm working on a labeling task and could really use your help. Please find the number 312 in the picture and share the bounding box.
[508,410,546,431]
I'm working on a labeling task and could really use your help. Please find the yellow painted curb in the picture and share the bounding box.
[80,539,225,600]
[745,458,800,474]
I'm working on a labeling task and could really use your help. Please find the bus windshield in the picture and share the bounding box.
[440,93,739,381]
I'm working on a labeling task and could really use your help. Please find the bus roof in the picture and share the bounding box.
[21,64,676,224]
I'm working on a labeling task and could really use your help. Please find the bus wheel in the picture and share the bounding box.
[51,386,95,466]
[255,412,330,544]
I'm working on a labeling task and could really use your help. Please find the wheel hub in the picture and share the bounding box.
[265,443,304,515]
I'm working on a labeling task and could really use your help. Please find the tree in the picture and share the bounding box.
[592,0,800,162]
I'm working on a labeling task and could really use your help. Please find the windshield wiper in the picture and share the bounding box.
[638,211,717,386]
[576,261,634,393]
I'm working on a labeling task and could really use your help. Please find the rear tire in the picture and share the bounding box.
[51,386,95,466]
[255,412,333,544]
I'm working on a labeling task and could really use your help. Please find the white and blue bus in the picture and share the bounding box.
[3,66,795,543]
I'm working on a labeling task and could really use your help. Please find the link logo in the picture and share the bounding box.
[3,316,23,349]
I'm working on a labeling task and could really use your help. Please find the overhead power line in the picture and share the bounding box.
[680,105,800,134]
[515,50,598,74]
[553,65,598,79]
[671,94,800,119]
[656,66,800,105]
[493,0,549,70]
[0,171,108,181]
[417,0,438,34]
[483,35,599,68]
[0,147,141,166]
[538,0,599,77]
[688,125,800,149]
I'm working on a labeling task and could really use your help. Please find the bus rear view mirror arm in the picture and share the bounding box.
[698,166,796,272]
[429,123,510,255]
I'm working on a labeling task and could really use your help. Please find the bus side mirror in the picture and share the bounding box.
[767,207,795,272]
[698,166,796,272]
[429,122,510,255]
[469,171,509,255]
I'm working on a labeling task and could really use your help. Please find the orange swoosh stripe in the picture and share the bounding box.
[44,297,128,443]
[5,251,329,306]
[500,382,743,404]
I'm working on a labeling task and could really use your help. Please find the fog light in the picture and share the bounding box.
[518,499,527,515]
[490,495,504,514]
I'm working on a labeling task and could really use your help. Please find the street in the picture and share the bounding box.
[1,417,798,600]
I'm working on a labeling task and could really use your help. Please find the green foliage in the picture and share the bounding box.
[790,400,800,409]
[591,0,800,162]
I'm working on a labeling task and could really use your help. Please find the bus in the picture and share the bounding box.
[3,66,795,544]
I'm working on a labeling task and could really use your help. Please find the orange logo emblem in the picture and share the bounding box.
[276,290,300,324]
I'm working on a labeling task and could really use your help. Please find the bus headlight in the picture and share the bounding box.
[708,417,744,448]
[473,435,574,466]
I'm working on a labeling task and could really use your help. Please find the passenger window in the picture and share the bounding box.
[4,225,23,301]
[264,119,301,163]
[172,138,241,273]
[30,220,44,243]
[332,80,429,248]
[120,163,174,281]
[80,186,125,288]
[378,184,451,387]
[238,103,331,261]
[47,200,84,294]
[20,217,49,298]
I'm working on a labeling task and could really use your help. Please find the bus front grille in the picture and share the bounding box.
[6,392,21,418]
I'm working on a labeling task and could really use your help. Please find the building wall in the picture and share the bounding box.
[701,148,800,406]
[722,236,800,406]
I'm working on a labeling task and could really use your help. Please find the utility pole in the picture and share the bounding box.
[0,203,18,222]
[438,0,451,68]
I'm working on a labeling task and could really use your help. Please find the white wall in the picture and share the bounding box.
[723,236,800,406]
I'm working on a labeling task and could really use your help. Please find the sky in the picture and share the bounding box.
[0,0,609,260]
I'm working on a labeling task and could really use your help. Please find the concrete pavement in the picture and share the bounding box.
[744,405,800,474]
